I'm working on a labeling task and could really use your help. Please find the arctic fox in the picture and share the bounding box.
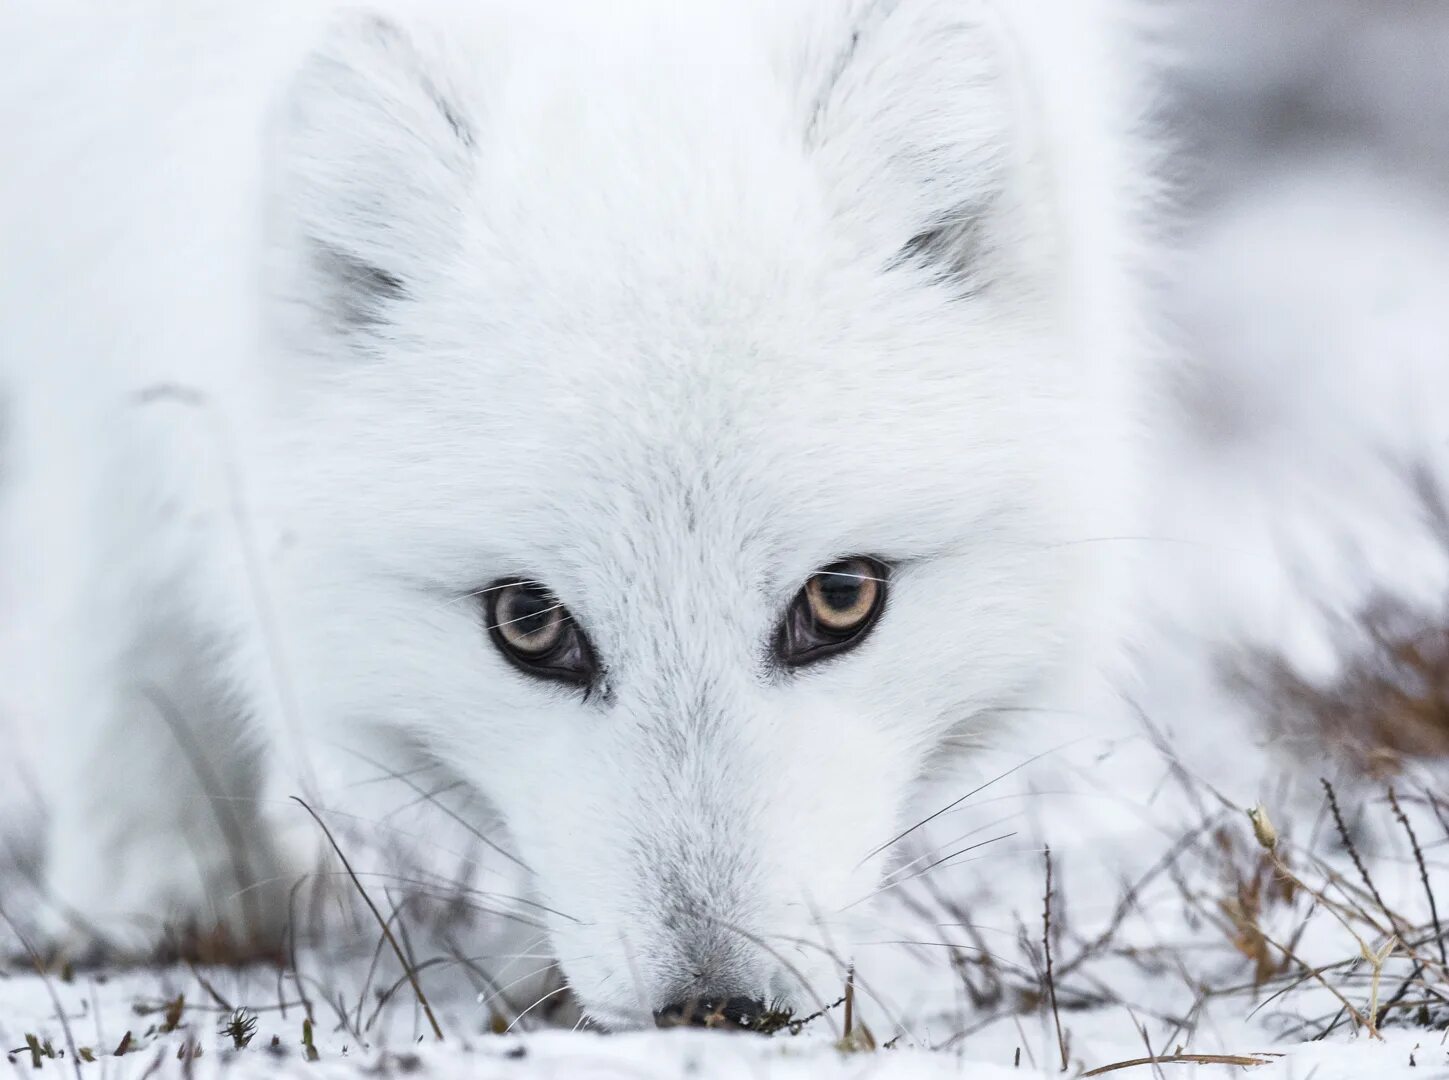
[0,0,1151,1028]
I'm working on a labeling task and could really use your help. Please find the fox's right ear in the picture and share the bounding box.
[274,12,479,330]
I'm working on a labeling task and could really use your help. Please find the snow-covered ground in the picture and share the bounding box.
[3,775,1446,1078]
[5,3,1449,1077]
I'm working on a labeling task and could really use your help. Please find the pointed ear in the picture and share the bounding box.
[799,1,1025,288]
[275,12,478,328]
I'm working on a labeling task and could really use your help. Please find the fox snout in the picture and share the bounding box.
[529,768,857,1027]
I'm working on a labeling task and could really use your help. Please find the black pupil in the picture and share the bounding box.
[510,587,556,642]
[817,571,862,613]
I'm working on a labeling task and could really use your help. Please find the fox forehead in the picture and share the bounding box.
[308,169,1048,582]
[292,200,1062,597]
[299,277,1057,595]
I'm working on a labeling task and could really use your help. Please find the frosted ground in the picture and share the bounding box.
[4,3,1449,1077]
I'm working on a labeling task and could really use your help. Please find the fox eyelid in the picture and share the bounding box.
[483,579,600,690]
[774,556,890,668]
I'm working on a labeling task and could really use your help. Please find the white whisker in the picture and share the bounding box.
[442,579,546,607]
[504,983,572,1033]
[483,603,569,633]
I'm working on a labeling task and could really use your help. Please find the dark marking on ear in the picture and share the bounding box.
[310,241,408,330]
[889,215,987,301]
[278,12,479,346]
[433,91,474,148]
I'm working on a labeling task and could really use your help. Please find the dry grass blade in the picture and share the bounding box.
[1257,928,1373,1036]
[859,742,1080,865]
[1043,847,1068,1072]
[1082,1052,1281,1076]
[343,748,530,874]
[0,904,84,1080]
[290,796,445,1041]
[1388,786,1447,970]
[1321,780,1403,942]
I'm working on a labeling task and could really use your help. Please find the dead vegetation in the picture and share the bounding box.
[2,479,1448,1073]
[1229,468,1449,780]
[889,484,1449,1069]
[1232,599,1449,779]
[2,757,1445,1074]
[902,780,1447,1075]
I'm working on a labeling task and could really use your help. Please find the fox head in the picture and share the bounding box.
[260,0,1148,1027]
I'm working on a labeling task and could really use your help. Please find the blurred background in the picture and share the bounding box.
[1174,0,1449,192]
[0,4,1446,1063]
[1138,0,1449,788]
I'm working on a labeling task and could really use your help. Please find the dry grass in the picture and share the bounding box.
[3,476,1448,1072]
[2,750,1445,1073]
[1231,600,1449,779]
[1229,468,1449,780]
[888,485,1449,1068]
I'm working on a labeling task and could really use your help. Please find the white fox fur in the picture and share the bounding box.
[0,0,1155,1025]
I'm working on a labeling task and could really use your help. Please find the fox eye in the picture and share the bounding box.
[776,557,888,667]
[485,580,597,688]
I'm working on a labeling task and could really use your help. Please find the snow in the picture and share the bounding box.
[1,973,1444,1078]
[1,954,1445,1080]
[4,751,1445,1077]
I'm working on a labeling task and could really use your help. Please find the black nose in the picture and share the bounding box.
[654,995,768,1031]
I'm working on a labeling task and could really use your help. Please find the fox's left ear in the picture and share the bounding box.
[273,12,479,329]
[797,0,1115,291]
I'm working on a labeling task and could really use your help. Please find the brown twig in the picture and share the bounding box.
[1388,786,1446,969]
[1321,780,1404,942]
[1043,847,1068,1072]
